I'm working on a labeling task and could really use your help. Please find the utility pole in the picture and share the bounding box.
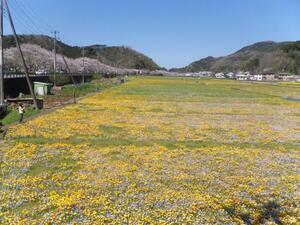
[52,30,59,86]
[82,47,85,84]
[0,0,4,107]
[4,0,39,109]
[62,56,77,104]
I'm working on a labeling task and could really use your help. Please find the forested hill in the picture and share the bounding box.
[3,34,160,70]
[171,41,300,74]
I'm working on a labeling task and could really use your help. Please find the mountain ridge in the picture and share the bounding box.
[171,40,300,74]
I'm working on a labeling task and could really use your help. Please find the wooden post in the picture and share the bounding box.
[82,47,85,84]
[0,0,4,106]
[4,0,39,109]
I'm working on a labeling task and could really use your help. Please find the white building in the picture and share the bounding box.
[263,74,276,81]
[249,74,263,81]
[184,71,213,77]
[226,72,235,79]
[236,72,249,81]
[236,74,248,80]
[215,72,225,79]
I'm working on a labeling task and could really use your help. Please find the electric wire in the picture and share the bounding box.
[9,0,46,34]
[6,0,39,34]
[19,0,54,32]
[6,0,38,34]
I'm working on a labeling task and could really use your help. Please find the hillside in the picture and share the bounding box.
[3,35,160,70]
[172,41,300,74]
[97,47,159,70]
[4,44,141,75]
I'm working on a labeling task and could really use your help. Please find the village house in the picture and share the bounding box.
[184,71,213,77]
[215,72,226,79]
[262,74,276,81]
[226,72,235,79]
[236,74,248,80]
[249,74,263,81]
[280,75,299,82]
[235,72,249,81]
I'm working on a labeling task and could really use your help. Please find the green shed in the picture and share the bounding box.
[34,82,53,96]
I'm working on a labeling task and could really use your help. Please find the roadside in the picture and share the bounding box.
[43,77,121,108]
[0,76,125,134]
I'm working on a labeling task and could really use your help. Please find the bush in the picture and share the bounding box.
[48,74,71,86]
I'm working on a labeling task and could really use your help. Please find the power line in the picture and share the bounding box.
[7,9,37,34]
[58,33,72,47]
[4,0,39,108]
[11,0,46,34]
[19,0,53,33]
[10,0,45,34]
[8,0,38,33]
[3,6,7,17]
[6,0,39,34]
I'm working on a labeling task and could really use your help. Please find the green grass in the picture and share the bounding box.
[118,77,300,101]
[0,78,122,126]
[99,125,124,134]
[13,136,299,151]
[59,83,101,97]
[0,106,40,126]
[58,78,121,97]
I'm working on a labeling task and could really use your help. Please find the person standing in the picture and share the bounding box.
[18,103,25,123]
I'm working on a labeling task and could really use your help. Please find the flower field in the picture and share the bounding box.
[0,77,299,224]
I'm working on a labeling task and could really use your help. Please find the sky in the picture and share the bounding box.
[3,0,300,68]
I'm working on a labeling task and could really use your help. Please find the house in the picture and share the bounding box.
[280,75,299,82]
[236,72,249,81]
[200,71,213,77]
[184,71,213,77]
[236,75,248,80]
[226,72,235,79]
[215,72,225,79]
[277,73,298,81]
[263,74,276,81]
[249,74,263,81]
